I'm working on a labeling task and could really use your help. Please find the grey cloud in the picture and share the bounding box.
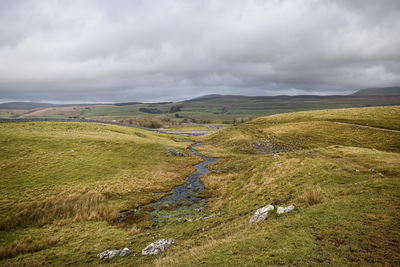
[0,0,399,103]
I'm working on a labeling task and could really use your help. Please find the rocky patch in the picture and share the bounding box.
[142,238,175,256]
[277,205,295,214]
[97,248,131,259]
[249,204,274,224]
[164,147,187,157]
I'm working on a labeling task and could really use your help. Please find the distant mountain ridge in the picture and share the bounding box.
[351,87,400,96]
[187,87,400,102]
[0,102,58,109]
[1,86,399,109]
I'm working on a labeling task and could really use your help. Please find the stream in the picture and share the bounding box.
[119,142,219,223]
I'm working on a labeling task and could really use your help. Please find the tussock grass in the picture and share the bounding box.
[301,185,324,206]
[0,191,116,230]
[0,236,59,260]
[1,107,399,266]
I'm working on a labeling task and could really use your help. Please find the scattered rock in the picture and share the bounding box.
[135,132,146,138]
[142,238,175,256]
[164,147,187,157]
[97,248,131,259]
[277,205,295,214]
[249,204,274,224]
[70,149,75,152]
[378,173,384,177]
[368,169,375,172]
[97,250,119,259]
[119,248,131,257]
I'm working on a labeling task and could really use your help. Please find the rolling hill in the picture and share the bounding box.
[1,87,399,124]
[0,106,399,265]
[0,102,58,110]
[352,86,400,96]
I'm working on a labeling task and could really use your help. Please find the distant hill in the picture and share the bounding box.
[186,94,342,103]
[1,87,400,122]
[188,87,400,102]
[114,102,143,106]
[0,102,58,110]
[184,94,245,102]
[352,87,400,96]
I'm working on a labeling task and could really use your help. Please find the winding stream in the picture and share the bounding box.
[119,142,218,223]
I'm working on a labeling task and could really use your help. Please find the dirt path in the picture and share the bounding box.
[333,121,400,133]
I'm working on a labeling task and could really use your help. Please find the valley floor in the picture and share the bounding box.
[0,106,399,266]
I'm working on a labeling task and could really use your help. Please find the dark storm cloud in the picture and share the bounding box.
[0,0,400,102]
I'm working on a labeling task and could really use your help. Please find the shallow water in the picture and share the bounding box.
[119,142,218,223]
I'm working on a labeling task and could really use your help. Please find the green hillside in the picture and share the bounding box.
[1,106,399,266]
[1,93,400,125]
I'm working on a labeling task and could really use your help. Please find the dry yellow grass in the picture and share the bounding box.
[301,185,324,206]
[1,107,399,266]
[0,236,59,260]
[0,191,117,230]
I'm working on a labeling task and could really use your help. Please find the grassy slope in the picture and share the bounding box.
[0,106,399,266]
[0,122,198,265]
[174,106,399,266]
[0,109,28,118]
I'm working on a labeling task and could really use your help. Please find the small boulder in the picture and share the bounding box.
[97,249,121,259]
[249,205,274,225]
[164,147,187,157]
[119,248,131,257]
[98,248,131,259]
[277,205,295,214]
[97,250,109,259]
[142,238,175,256]
[135,132,146,138]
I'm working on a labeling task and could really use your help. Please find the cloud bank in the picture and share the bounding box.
[0,0,400,102]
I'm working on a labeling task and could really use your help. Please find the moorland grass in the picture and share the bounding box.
[0,106,399,266]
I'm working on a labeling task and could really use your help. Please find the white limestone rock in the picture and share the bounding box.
[119,248,131,257]
[97,248,131,259]
[249,204,274,225]
[142,238,175,256]
[97,249,121,259]
[277,205,295,214]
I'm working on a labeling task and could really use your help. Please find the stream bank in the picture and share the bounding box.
[119,142,218,224]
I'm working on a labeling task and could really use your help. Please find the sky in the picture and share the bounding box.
[0,0,400,103]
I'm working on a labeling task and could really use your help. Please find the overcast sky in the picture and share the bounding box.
[0,0,399,103]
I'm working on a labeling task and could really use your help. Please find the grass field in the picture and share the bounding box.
[2,95,400,125]
[0,106,399,266]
